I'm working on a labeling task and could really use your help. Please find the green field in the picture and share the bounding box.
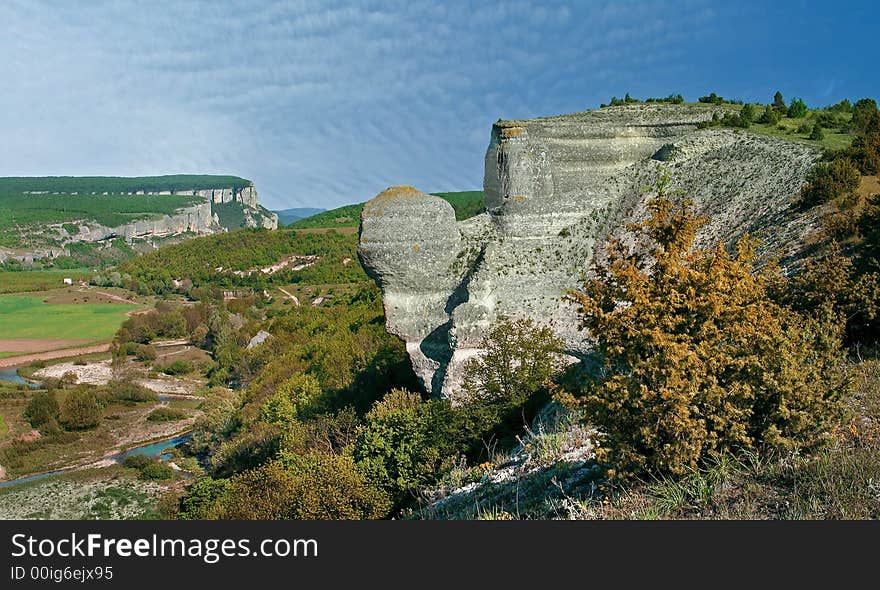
[0,295,138,340]
[291,190,485,229]
[745,115,855,151]
[0,270,91,294]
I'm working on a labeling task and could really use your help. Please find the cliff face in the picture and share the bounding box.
[2,181,278,263]
[74,200,217,242]
[359,104,820,400]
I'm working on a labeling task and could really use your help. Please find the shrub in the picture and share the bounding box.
[24,391,60,428]
[799,158,861,207]
[147,407,187,422]
[852,98,879,132]
[567,172,847,478]
[758,105,781,125]
[847,104,880,174]
[788,98,808,118]
[122,454,152,469]
[259,372,321,425]
[138,460,175,481]
[740,103,756,123]
[210,455,390,519]
[698,92,724,105]
[810,125,825,141]
[161,360,193,375]
[59,389,101,430]
[354,389,453,506]
[135,344,157,362]
[177,478,231,519]
[211,422,282,477]
[108,380,157,403]
[779,248,880,346]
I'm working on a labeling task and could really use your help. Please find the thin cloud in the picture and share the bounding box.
[0,1,875,208]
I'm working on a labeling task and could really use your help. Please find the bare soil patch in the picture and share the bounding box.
[0,344,110,369]
[0,339,95,354]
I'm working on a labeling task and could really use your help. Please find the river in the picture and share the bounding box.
[0,367,40,389]
[0,432,193,489]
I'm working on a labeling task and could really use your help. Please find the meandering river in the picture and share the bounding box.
[0,433,194,489]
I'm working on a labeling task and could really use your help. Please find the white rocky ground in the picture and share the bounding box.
[34,359,199,395]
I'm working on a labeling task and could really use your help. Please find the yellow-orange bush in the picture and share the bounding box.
[569,173,847,477]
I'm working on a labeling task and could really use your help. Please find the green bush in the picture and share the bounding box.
[147,407,187,422]
[799,158,861,207]
[698,92,724,105]
[161,360,193,375]
[138,460,175,481]
[24,391,60,428]
[108,380,157,403]
[122,454,152,469]
[810,125,825,141]
[59,389,101,430]
[788,98,808,118]
[354,390,454,506]
[177,478,231,519]
[759,105,781,125]
[852,98,879,132]
[209,455,390,519]
[568,173,847,478]
[135,344,157,362]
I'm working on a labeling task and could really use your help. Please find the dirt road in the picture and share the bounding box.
[0,343,111,369]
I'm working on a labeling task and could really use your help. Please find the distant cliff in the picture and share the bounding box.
[359,104,820,399]
[0,176,278,264]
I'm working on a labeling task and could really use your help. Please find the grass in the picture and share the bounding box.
[0,270,92,294]
[0,193,205,234]
[746,117,854,151]
[0,295,138,340]
[291,191,485,229]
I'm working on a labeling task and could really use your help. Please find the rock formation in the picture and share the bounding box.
[1,180,277,263]
[359,103,821,400]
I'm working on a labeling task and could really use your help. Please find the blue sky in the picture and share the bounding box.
[0,1,876,210]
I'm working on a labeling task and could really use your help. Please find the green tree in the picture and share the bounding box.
[59,388,101,430]
[568,172,847,477]
[787,97,808,118]
[810,125,825,141]
[740,103,756,123]
[24,391,60,428]
[773,90,787,113]
[462,318,564,405]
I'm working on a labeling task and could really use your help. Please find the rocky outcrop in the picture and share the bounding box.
[6,180,277,261]
[359,103,821,400]
[75,200,216,243]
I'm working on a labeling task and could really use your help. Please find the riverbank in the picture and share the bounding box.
[0,464,181,519]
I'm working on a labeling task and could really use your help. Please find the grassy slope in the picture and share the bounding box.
[118,228,366,289]
[291,191,485,229]
[0,295,138,340]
